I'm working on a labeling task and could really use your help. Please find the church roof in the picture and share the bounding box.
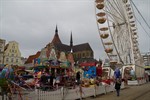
[48,26,93,53]
[73,43,93,52]
[54,42,93,53]
[55,43,70,52]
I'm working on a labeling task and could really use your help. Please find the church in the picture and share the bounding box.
[25,26,95,67]
[46,26,94,62]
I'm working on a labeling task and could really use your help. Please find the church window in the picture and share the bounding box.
[78,53,80,58]
[82,53,85,57]
[86,52,89,57]
[74,54,76,58]
[91,52,93,57]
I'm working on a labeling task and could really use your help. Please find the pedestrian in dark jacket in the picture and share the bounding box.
[115,78,121,96]
[40,72,48,86]
[50,73,55,86]
[76,71,80,85]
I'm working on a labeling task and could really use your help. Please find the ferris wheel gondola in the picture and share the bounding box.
[95,0,144,68]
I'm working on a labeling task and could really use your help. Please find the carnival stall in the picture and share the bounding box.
[26,48,76,91]
[121,65,146,85]
[77,62,102,87]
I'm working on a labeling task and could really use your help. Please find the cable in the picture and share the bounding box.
[131,0,150,38]
[131,0,150,29]
[135,16,150,38]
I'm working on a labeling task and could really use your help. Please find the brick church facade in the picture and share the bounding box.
[46,26,94,62]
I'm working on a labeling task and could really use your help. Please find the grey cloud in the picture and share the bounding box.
[0,0,149,59]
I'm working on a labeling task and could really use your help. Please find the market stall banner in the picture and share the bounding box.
[34,58,41,64]
[83,66,96,78]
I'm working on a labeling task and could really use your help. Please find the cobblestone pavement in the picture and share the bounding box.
[85,82,150,100]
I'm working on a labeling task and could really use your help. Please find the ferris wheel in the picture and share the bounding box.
[95,0,143,67]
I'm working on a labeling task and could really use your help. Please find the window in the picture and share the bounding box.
[16,59,18,63]
[79,53,81,58]
[78,53,81,58]
[86,52,89,57]
[12,54,14,56]
[11,58,13,62]
[91,52,93,57]
[12,46,15,49]
[6,58,9,62]
[73,54,76,58]
[82,53,85,57]
[12,50,14,53]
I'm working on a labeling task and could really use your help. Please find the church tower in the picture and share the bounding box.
[51,25,62,45]
[70,32,73,53]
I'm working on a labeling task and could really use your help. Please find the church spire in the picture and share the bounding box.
[55,25,58,33]
[51,25,62,44]
[70,32,73,53]
[70,31,73,47]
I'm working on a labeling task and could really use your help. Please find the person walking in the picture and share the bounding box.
[115,78,121,96]
[50,73,55,87]
[114,67,121,80]
[76,71,81,85]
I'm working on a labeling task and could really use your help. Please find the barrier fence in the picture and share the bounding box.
[0,82,125,100]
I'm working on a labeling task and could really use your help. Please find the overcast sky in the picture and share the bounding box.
[0,0,150,60]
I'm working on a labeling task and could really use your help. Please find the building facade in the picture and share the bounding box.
[0,39,6,66]
[4,41,22,66]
